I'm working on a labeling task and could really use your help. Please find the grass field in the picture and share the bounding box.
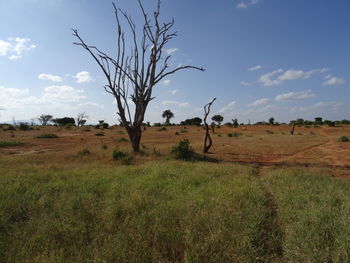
[1,124,350,262]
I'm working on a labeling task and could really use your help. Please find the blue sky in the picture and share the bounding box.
[0,0,349,124]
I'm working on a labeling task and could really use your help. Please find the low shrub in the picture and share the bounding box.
[78,149,90,156]
[175,131,180,135]
[171,139,194,160]
[117,130,125,135]
[180,128,188,133]
[35,134,59,139]
[228,132,242,137]
[338,136,350,142]
[117,137,128,142]
[64,123,74,130]
[0,141,25,148]
[265,130,274,134]
[95,132,105,137]
[158,127,167,131]
[112,149,132,165]
[19,123,31,131]
[101,144,108,150]
[4,125,16,131]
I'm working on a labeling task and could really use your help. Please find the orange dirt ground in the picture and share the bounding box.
[1,124,349,177]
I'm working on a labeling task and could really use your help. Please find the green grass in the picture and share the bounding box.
[263,169,350,262]
[0,162,273,262]
[0,141,25,148]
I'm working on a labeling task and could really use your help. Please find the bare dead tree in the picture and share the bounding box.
[290,122,296,135]
[72,0,204,152]
[76,112,88,126]
[203,98,216,153]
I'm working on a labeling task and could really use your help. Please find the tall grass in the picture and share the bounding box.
[0,162,272,262]
[264,169,350,262]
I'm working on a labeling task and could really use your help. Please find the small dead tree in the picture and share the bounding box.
[73,0,204,152]
[290,122,296,135]
[203,98,216,153]
[76,112,88,126]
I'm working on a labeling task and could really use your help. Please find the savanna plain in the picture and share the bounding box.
[1,123,350,262]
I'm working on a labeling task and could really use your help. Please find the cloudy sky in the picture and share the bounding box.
[0,0,349,124]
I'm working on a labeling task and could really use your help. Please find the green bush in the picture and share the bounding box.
[158,127,167,131]
[0,141,25,148]
[117,137,128,142]
[112,149,132,165]
[19,123,31,131]
[171,139,194,160]
[64,123,74,130]
[35,134,59,139]
[95,132,105,137]
[338,136,349,142]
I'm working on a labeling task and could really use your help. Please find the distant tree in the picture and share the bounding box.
[314,117,323,125]
[341,119,350,125]
[180,117,202,126]
[268,117,275,125]
[76,112,88,126]
[211,115,224,126]
[296,118,304,126]
[38,114,53,126]
[162,109,174,125]
[54,117,75,126]
[232,118,239,128]
[72,0,204,152]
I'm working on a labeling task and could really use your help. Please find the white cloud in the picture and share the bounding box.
[240,81,251,86]
[38,73,63,82]
[219,101,236,114]
[323,75,345,86]
[0,106,6,111]
[237,0,259,8]
[249,98,269,107]
[166,48,179,56]
[163,79,171,86]
[0,86,29,100]
[275,90,315,101]
[168,89,178,95]
[248,65,262,71]
[74,71,92,83]
[259,68,328,86]
[161,100,189,107]
[0,37,36,60]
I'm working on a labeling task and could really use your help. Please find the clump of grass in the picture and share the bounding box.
[227,132,242,137]
[64,123,74,130]
[117,137,128,142]
[0,141,25,148]
[158,126,167,131]
[265,130,274,134]
[338,136,349,142]
[35,134,59,139]
[117,130,125,135]
[112,149,132,165]
[171,139,195,160]
[78,148,90,156]
[175,131,180,135]
[180,128,188,133]
[95,132,105,137]
[82,127,91,132]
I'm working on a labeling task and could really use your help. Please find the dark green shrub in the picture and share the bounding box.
[158,127,167,131]
[117,130,125,135]
[171,139,194,160]
[35,134,59,139]
[101,144,108,150]
[0,141,25,148]
[95,132,105,136]
[338,136,350,142]
[4,125,16,131]
[112,149,132,165]
[102,123,109,129]
[19,123,30,131]
[175,131,180,135]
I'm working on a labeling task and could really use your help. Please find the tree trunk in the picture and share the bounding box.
[127,126,142,152]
